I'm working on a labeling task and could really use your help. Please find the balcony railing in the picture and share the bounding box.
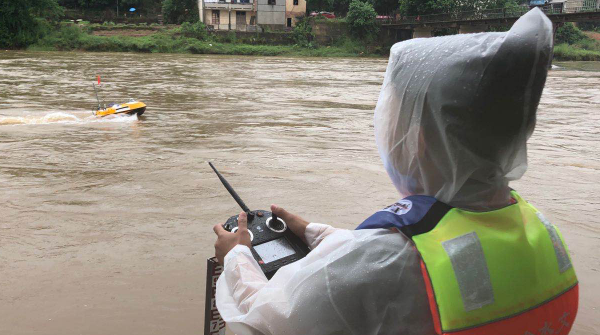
[204,0,252,3]
[204,0,253,10]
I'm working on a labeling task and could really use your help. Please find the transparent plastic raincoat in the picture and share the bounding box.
[215,8,553,335]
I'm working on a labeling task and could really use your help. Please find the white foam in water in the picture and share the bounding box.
[90,113,139,123]
[551,64,561,70]
[0,111,138,126]
[41,112,79,123]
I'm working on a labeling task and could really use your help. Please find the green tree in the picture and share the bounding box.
[59,0,161,14]
[398,0,526,16]
[309,0,397,15]
[306,0,334,13]
[373,0,399,15]
[180,21,207,40]
[292,17,314,47]
[398,0,455,16]
[454,0,526,12]
[347,0,379,39]
[162,0,199,24]
[555,22,589,45]
[0,0,63,48]
[332,0,351,16]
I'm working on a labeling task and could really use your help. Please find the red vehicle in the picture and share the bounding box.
[310,11,336,19]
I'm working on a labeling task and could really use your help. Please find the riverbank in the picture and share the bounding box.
[554,44,600,61]
[28,24,380,58]
[23,23,600,60]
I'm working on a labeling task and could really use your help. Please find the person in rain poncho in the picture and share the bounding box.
[212,8,578,335]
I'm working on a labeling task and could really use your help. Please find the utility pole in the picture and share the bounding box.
[117,0,119,18]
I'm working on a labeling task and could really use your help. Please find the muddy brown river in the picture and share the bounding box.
[0,51,598,335]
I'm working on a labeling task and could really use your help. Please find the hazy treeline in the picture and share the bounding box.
[307,0,528,16]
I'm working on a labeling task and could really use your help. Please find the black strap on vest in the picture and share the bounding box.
[400,201,454,238]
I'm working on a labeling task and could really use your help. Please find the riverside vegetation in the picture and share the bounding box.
[27,21,600,61]
[1,0,384,57]
[1,0,600,60]
[26,20,381,57]
[553,22,600,61]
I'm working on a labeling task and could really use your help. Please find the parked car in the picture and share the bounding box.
[310,11,336,19]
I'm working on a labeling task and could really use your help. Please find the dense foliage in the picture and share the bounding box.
[555,22,590,45]
[397,0,453,16]
[0,0,63,48]
[398,0,526,16]
[179,21,207,39]
[292,18,314,47]
[58,0,160,13]
[308,0,398,16]
[30,23,380,57]
[578,21,600,32]
[162,0,199,24]
[346,0,378,39]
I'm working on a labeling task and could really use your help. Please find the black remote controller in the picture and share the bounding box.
[210,162,311,279]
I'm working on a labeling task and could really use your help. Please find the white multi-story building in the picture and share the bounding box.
[558,0,600,10]
[198,0,306,31]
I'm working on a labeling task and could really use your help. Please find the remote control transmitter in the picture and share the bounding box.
[209,162,310,279]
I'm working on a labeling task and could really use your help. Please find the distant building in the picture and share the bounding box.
[256,0,286,28]
[198,0,305,31]
[199,0,257,31]
[286,0,306,28]
[529,0,600,10]
[565,0,600,9]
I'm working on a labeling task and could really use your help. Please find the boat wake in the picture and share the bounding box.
[0,111,138,126]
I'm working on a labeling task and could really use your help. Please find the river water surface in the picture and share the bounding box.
[0,51,598,335]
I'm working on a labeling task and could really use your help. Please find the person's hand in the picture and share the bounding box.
[213,211,252,265]
[271,204,309,244]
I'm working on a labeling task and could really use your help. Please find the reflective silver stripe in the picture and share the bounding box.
[536,212,572,273]
[443,232,495,312]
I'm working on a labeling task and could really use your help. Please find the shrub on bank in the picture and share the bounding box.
[553,43,600,61]
[292,18,314,47]
[346,0,379,40]
[30,24,376,57]
[555,23,589,45]
[162,0,199,24]
[0,0,62,48]
[179,21,208,40]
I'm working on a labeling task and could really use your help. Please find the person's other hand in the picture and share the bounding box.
[214,211,252,264]
[270,205,309,244]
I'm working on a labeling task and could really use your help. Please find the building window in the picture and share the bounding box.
[293,0,298,5]
[287,18,292,27]
[212,11,220,25]
[236,11,246,25]
[268,0,276,5]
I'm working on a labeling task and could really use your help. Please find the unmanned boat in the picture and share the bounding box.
[92,76,146,117]
[94,99,146,117]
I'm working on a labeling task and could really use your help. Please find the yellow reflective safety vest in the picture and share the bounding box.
[358,191,578,335]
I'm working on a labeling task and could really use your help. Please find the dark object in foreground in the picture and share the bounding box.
[204,257,226,335]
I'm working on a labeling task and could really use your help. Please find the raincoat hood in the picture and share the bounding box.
[374,8,553,210]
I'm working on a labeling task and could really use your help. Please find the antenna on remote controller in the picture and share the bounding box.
[209,162,251,213]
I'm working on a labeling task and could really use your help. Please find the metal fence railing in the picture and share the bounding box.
[381,5,600,25]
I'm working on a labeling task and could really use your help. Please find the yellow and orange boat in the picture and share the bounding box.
[94,99,146,117]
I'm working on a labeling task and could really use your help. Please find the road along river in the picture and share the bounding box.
[0,51,598,334]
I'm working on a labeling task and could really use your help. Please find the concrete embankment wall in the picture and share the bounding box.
[87,20,400,50]
[209,21,352,47]
[311,21,350,45]
[210,30,296,45]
